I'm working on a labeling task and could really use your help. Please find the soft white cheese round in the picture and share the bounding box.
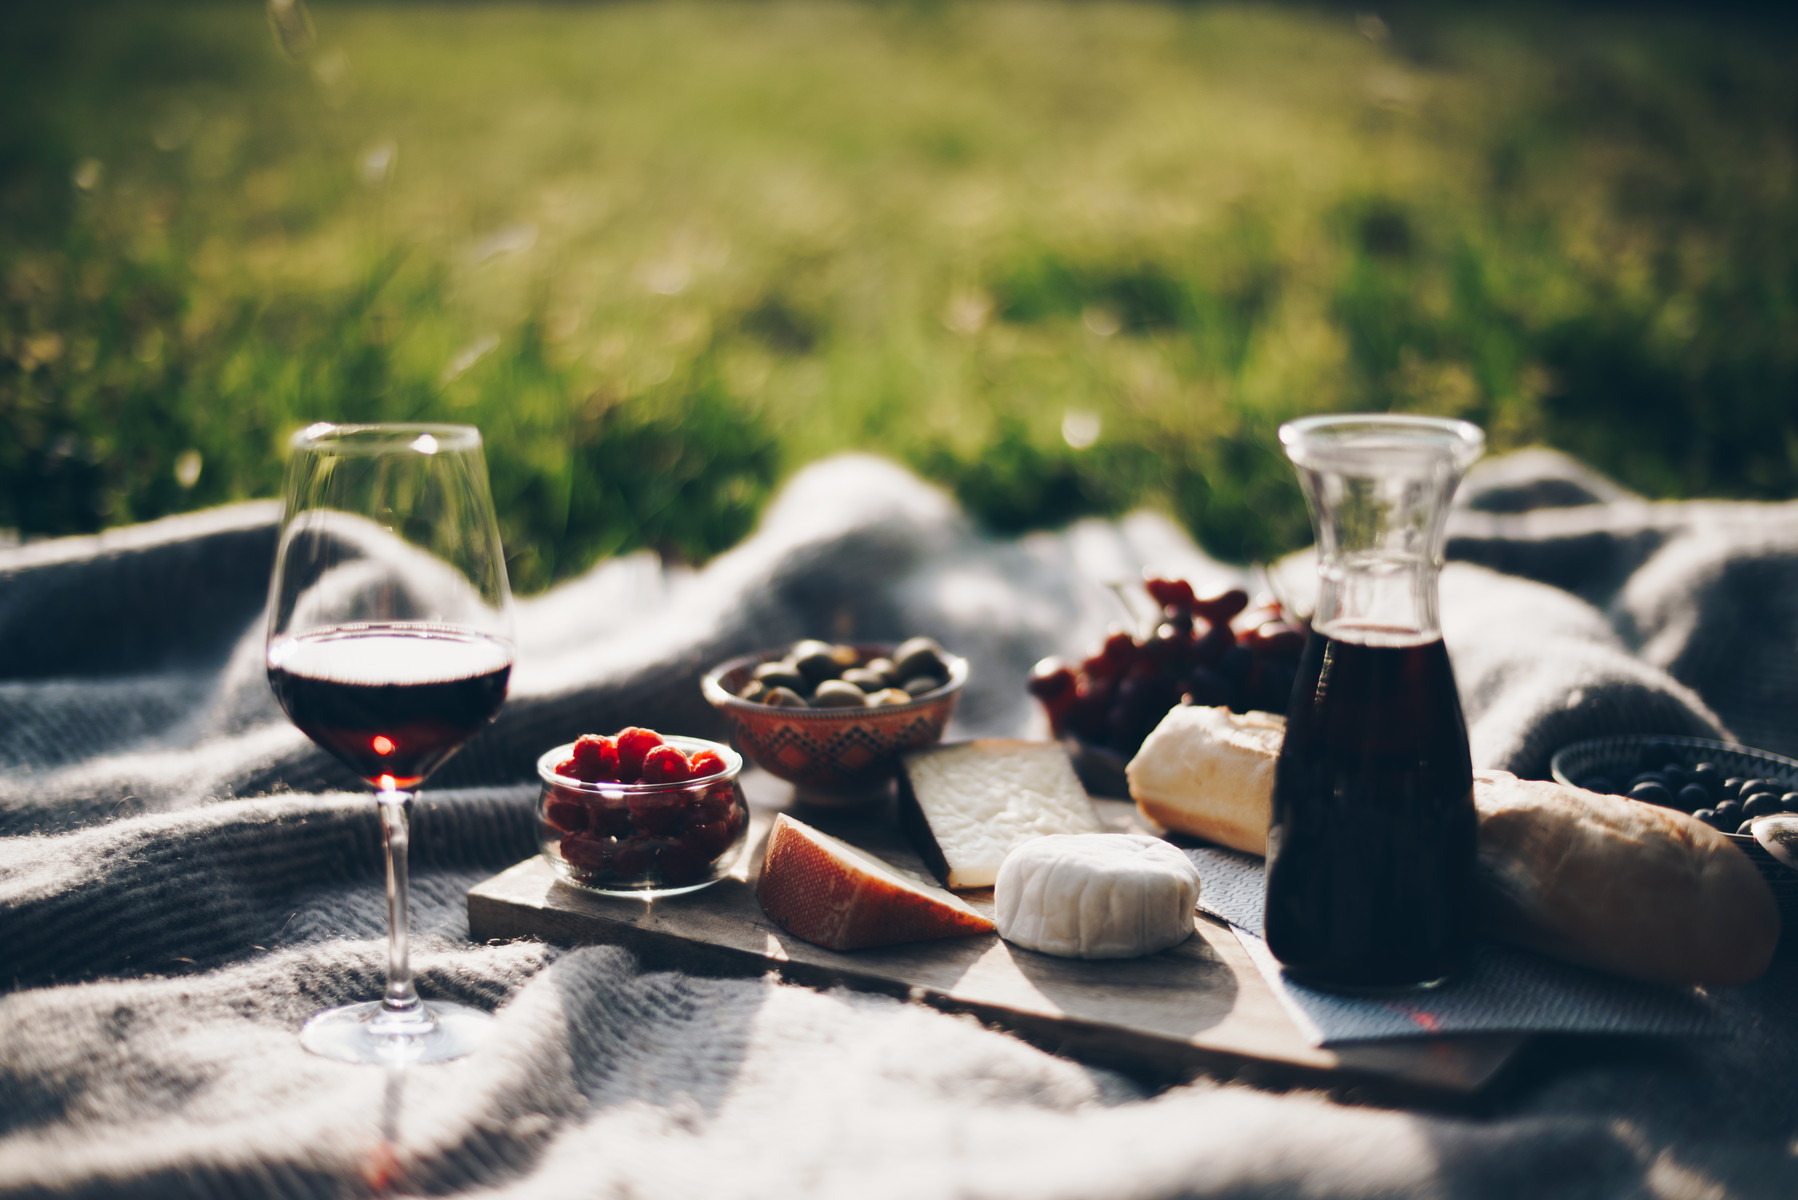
[993,834,1201,959]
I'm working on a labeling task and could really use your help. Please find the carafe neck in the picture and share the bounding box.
[1280,415,1484,646]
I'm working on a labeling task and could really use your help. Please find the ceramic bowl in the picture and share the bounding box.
[536,736,749,898]
[1549,734,1798,915]
[701,643,967,794]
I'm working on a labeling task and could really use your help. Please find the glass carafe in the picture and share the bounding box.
[1264,414,1484,990]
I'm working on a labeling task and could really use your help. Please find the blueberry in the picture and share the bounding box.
[1737,818,1759,836]
[1692,807,1718,826]
[1715,799,1744,826]
[1782,792,1798,812]
[1677,784,1710,812]
[1629,772,1669,791]
[1662,764,1691,789]
[1724,778,1747,800]
[1581,776,1617,795]
[1744,792,1781,818]
[1630,781,1676,808]
[1692,762,1722,790]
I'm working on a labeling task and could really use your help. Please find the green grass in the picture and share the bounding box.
[3,1,1795,589]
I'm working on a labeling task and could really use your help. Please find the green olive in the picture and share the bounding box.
[902,673,946,698]
[867,687,914,707]
[863,656,898,683]
[893,637,949,682]
[790,639,835,663]
[793,647,844,685]
[841,667,888,692]
[761,686,809,708]
[753,661,807,692]
[811,679,868,708]
[737,679,768,702]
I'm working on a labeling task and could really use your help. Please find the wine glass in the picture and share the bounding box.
[266,423,515,1063]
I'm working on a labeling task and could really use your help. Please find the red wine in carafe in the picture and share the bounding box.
[268,625,512,789]
[1264,628,1476,989]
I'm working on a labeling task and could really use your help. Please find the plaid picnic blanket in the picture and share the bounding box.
[4,449,1797,1198]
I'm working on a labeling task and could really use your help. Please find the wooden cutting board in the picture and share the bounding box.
[466,770,1526,1104]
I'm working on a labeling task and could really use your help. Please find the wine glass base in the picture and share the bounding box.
[299,999,491,1064]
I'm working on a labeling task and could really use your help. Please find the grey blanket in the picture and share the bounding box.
[4,450,1798,1199]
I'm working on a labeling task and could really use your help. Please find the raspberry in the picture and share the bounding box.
[686,819,736,857]
[571,734,619,781]
[640,744,693,784]
[685,748,727,779]
[558,833,614,871]
[610,836,655,878]
[657,840,709,885]
[554,756,583,781]
[588,800,633,838]
[614,727,664,781]
[544,795,590,834]
[628,793,685,836]
[688,787,733,825]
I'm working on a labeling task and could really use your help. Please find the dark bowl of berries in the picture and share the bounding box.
[1027,577,1307,796]
[1550,734,1798,913]
[701,637,967,797]
[538,729,750,897]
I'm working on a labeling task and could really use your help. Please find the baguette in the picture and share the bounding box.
[1126,706,1781,984]
[1125,705,1279,856]
[1473,769,1779,985]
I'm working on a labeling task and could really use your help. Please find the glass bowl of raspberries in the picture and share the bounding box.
[537,728,750,897]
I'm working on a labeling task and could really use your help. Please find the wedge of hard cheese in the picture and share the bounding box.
[756,813,995,951]
[898,739,1103,889]
[1126,705,1281,855]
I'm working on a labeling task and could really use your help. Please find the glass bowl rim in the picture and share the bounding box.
[536,734,742,793]
[290,422,483,454]
[700,643,969,718]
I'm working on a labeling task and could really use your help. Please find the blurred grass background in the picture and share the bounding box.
[2,1,1794,591]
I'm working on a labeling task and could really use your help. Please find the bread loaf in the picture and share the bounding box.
[1125,705,1279,855]
[1473,769,1779,985]
[1125,707,1782,984]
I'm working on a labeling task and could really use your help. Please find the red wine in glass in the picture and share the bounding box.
[268,625,512,790]
[266,422,515,1064]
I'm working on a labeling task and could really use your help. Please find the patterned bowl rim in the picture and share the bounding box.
[1548,735,1798,790]
[700,643,969,720]
[536,735,742,794]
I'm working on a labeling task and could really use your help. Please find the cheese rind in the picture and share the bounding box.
[755,813,994,951]
[1126,705,1281,855]
[898,739,1103,889]
[995,834,1201,959]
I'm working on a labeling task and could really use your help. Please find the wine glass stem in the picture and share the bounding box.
[378,789,421,1017]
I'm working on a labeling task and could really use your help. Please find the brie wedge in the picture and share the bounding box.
[994,834,1201,959]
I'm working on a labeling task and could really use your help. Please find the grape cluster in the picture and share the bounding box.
[1580,742,1798,836]
[1027,577,1308,759]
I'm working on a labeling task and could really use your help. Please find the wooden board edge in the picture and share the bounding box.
[468,869,1523,1109]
